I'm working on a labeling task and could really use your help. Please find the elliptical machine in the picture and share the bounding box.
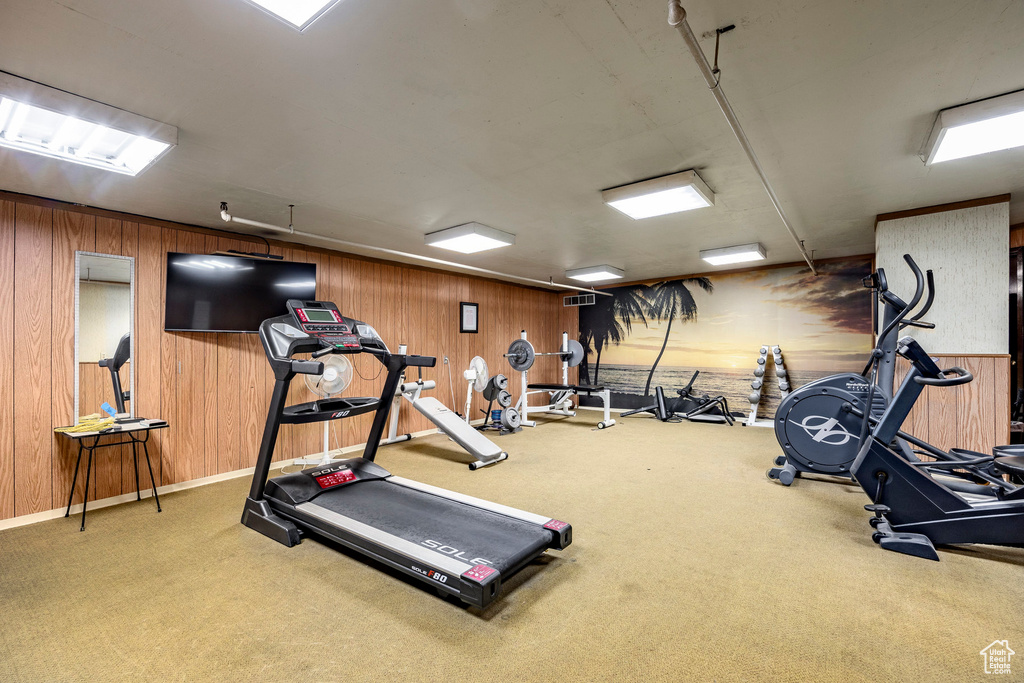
[773,255,1014,501]
[848,258,1024,560]
[767,263,936,485]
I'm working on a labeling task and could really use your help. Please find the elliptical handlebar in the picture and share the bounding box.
[861,255,926,378]
[896,268,936,329]
[876,254,925,346]
[908,270,935,323]
[913,366,973,387]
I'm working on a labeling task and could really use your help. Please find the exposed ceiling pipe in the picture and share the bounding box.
[218,203,612,297]
[667,1,817,275]
[220,202,294,233]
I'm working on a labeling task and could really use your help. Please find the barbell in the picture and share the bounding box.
[505,338,585,372]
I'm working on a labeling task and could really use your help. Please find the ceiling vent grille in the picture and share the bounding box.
[563,293,596,307]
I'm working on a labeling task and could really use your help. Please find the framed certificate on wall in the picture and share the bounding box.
[460,302,478,334]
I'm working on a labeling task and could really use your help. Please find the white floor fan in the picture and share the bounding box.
[293,354,354,467]
[463,356,489,424]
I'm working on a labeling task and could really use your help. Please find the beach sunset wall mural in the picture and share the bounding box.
[577,256,874,417]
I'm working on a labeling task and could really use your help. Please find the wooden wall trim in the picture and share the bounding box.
[1011,223,1024,250]
[875,194,1011,226]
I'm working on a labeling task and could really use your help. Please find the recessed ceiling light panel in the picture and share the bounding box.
[699,243,766,266]
[601,170,715,220]
[424,222,515,254]
[924,89,1024,164]
[242,0,345,31]
[565,265,625,283]
[0,72,176,176]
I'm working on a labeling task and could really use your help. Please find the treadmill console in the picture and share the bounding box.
[310,463,357,489]
[286,300,370,351]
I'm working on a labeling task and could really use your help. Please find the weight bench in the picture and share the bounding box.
[381,366,508,469]
[521,382,616,429]
[411,395,509,469]
[508,330,616,430]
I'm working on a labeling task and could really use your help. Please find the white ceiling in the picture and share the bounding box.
[1,0,1022,286]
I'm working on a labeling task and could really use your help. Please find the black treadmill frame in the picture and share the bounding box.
[241,300,570,608]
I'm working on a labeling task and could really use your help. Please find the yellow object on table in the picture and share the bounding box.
[54,414,115,434]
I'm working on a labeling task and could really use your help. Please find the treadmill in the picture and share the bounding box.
[242,300,571,608]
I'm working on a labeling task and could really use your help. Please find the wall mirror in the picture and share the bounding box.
[75,252,135,422]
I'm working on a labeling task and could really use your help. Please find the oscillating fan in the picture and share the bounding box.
[300,354,353,467]
[462,356,489,423]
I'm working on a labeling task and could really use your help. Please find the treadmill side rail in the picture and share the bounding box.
[389,476,571,549]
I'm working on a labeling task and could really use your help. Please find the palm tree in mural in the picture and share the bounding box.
[578,333,595,385]
[642,277,713,396]
[580,284,650,385]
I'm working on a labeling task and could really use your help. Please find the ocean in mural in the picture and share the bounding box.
[577,257,874,418]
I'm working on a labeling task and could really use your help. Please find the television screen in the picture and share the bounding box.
[164,253,316,332]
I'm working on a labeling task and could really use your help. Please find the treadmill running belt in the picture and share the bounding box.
[305,480,552,573]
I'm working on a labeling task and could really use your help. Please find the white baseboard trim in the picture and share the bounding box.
[0,419,490,532]
[0,461,301,532]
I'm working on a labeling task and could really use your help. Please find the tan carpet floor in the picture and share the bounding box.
[1,412,1022,682]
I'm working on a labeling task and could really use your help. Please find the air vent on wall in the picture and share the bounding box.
[563,293,596,307]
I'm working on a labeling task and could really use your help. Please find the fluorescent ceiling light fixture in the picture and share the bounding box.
[699,243,766,266]
[424,223,515,254]
[601,170,714,220]
[565,265,625,283]
[242,0,345,31]
[0,72,176,176]
[924,89,1024,164]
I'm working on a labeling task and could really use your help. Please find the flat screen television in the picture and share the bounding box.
[164,253,316,332]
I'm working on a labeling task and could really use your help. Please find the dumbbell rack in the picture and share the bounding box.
[744,345,790,428]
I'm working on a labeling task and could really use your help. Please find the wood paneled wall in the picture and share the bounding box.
[1010,222,1024,249]
[0,192,577,521]
[893,355,1011,454]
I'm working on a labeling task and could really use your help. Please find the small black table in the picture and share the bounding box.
[57,420,168,531]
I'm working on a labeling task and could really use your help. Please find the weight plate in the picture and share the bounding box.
[550,390,572,405]
[493,374,508,390]
[469,356,489,393]
[482,377,500,402]
[501,407,521,430]
[565,339,585,368]
[497,389,512,408]
[507,339,535,372]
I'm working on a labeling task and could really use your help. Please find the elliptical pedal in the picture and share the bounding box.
[869,519,939,561]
